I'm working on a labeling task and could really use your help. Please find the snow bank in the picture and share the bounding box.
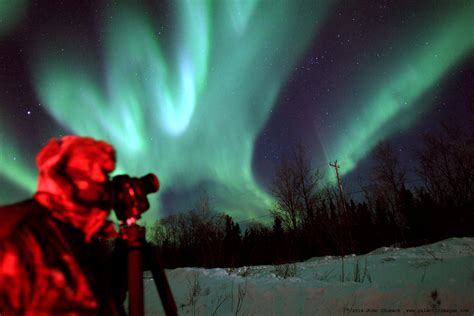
[143,237,474,315]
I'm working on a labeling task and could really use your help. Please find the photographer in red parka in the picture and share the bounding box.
[0,136,126,315]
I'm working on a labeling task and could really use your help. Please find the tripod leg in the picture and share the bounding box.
[145,244,178,316]
[122,223,146,316]
[128,245,144,316]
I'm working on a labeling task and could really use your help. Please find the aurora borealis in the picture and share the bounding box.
[1,1,473,222]
[324,5,473,176]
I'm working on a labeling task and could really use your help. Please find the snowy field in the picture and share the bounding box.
[143,237,474,315]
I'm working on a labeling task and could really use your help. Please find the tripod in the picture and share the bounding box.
[120,222,177,316]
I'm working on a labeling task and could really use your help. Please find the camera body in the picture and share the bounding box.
[107,173,159,223]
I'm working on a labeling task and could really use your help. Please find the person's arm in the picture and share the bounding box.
[0,239,29,314]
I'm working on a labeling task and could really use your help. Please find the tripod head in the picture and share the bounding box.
[104,172,177,316]
[106,173,159,225]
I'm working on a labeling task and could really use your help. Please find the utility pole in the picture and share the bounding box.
[329,160,347,214]
[329,160,349,282]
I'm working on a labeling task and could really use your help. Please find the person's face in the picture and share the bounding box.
[64,149,115,207]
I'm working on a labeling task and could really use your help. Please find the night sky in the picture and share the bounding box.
[0,0,473,222]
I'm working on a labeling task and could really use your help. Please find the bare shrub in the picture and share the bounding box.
[180,272,202,316]
[233,281,247,316]
[274,262,298,279]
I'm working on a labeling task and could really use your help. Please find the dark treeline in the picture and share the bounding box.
[148,112,474,269]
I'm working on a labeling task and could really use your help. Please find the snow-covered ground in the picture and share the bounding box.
[143,237,474,315]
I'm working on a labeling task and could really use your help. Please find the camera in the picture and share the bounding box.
[107,173,159,223]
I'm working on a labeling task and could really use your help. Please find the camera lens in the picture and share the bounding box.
[140,173,159,194]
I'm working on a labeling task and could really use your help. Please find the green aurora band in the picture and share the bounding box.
[28,1,332,220]
[0,1,472,221]
[0,107,36,193]
[0,0,28,35]
[324,5,474,177]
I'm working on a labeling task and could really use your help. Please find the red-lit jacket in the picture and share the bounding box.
[0,199,124,316]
